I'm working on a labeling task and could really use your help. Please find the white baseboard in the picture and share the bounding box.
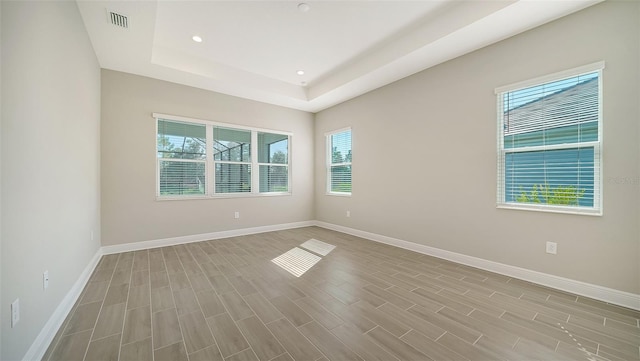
[101,221,316,255]
[314,221,640,311]
[23,248,103,361]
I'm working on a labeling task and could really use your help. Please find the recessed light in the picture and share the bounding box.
[192,35,202,43]
[297,70,305,76]
[297,3,310,12]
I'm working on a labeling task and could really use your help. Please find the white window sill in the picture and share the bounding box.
[497,203,602,216]
[326,192,351,197]
[157,192,291,201]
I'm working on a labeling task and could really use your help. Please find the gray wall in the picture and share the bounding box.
[101,70,315,246]
[1,2,101,360]
[315,1,640,294]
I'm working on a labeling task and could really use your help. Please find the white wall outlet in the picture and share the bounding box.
[43,270,49,290]
[346,210,351,217]
[11,298,20,328]
[546,241,557,255]
[234,211,240,219]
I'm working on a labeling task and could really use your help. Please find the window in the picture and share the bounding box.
[258,132,289,193]
[156,114,291,199]
[214,127,251,194]
[157,120,206,196]
[326,128,352,195]
[496,62,603,215]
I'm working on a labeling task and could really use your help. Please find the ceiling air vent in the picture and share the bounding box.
[107,9,129,29]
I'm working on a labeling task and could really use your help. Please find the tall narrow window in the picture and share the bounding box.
[327,128,352,195]
[157,120,207,196]
[213,127,251,194]
[258,132,289,193]
[496,62,603,215]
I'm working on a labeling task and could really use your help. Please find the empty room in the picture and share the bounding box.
[1,0,639,360]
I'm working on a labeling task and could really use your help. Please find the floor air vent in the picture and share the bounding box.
[108,10,128,29]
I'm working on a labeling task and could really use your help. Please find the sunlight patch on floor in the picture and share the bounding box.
[271,247,322,277]
[300,238,336,256]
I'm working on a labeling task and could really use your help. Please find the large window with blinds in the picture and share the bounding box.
[496,62,603,215]
[327,128,352,195]
[156,114,291,199]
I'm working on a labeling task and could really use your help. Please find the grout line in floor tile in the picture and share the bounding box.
[186,242,245,361]
[145,250,155,361]
[82,253,123,361]
[161,247,188,355]
[117,253,136,361]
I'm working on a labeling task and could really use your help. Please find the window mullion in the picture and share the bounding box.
[206,124,214,197]
[251,130,259,194]
[505,141,600,154]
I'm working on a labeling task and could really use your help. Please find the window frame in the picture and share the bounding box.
[155,113,292,200]
[156,119,207,198]
[257,133,290,193]
[213,126,253,195]
[326,127,352,196]
[495,62,604,216]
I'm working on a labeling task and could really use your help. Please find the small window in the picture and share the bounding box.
[326,128,352,195]
[496,62,603,215]
[155,114,291,199]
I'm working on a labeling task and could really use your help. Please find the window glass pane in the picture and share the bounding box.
[215,163,251,193]
[159,160,205,195]
[503,72,599,149]
[259,165,288,192]
[157,120,206,159]
[505,147,594,207]
[330,165,352,193]
[214,127,251,162]
[258,132,288,164]
[331,131,352,164]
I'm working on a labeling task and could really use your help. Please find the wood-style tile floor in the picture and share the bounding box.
[44,226,640,361]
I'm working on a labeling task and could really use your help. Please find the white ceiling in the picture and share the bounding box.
[77,0,601,113]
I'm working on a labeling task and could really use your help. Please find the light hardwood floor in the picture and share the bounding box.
[44,226,640,361]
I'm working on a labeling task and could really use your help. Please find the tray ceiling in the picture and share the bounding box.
[77,0,600,112]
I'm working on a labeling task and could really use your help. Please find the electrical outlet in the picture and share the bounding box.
[11,299,20,328]
[43,271,49,290]
[346,210,351,217]
[234,211,240,219]
[546,241,557,255]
